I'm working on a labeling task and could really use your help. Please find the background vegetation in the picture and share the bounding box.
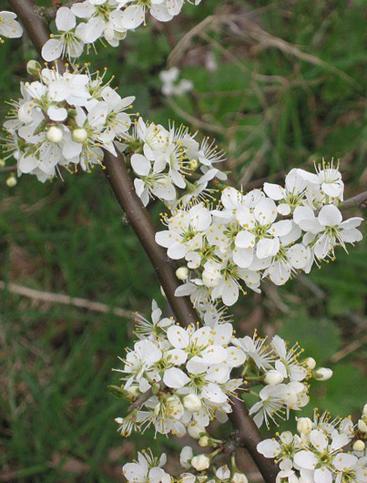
[0,0,366,481]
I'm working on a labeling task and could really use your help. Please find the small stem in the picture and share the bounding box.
[341,191,367,210]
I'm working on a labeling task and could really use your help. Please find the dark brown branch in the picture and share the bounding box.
[9,0,49,54]
[9,1,278,480]
[103,152,198,326]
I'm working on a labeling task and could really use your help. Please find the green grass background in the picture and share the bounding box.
[0,0,366,481]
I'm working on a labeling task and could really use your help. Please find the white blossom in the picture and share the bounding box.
[3,67,134,182]
[0,11,23,39]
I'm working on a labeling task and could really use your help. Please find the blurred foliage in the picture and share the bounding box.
[0,0,366,481]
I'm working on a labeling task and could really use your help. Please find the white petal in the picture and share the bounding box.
[167,325,189,349]
[235,230,255,249]
[131,153,151,176]
[263,182,285,200]
[254,198,277,225]
[293,450,317,470]
[201,383,227,404]
[257,439,281,458]
[163,367,190,389]
[41,38,63,62]
[233,247,254,268]
[269,220,293,237]
[333,453,358,471]
[256,237,280,259]
[55,7,76,32]
[120,5,145,29]
[314,468,332,483]
[310,430,328,451]
[318,204,342,227]
[201,345,227,364]
[47,106,68,122]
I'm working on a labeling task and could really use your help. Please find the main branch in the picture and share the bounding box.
[9,0,278,480]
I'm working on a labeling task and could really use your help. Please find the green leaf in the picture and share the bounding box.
[279,311,341,364]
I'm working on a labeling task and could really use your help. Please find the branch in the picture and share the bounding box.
[103,151,198,326]
[341,191,367,210]
[9,1,278,480]
[0,280,134,319]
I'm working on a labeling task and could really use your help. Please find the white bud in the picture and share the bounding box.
[26,60,41,76]
[362,403,367,416]
[114,417,123,425]
[72,128,88,143]
[46,126,63,143]
[304,357,316,369]
[198,435,209,448]
[176,266,189,281]
[232,473,249,483]
[264,369,284,385]
[353,440,365,452]
[191,455,210,472]
[6,175,17,188]
[314,367,333,381]
[358,419,367,433]
[183,394,202,412]
[297,417,313,435]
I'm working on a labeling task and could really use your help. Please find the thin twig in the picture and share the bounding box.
[0,280,133,319]
[341,191,367,209]
[330,334,367,364]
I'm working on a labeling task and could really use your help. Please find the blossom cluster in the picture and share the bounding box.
[236,333,332,429]
[155,164,363,308]
[0,11,23,40]
[123,117,227,207]
[123,447,250,482]
[3,64,134,182]
[113,301,330,439]
[42,1,203,62]
[257,406,367,482]
[114,300,245,438]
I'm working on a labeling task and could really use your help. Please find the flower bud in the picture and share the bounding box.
[304,357,316,369]
[6,175,17,188]
[191,454,210,471]
[264,369,284,385]
[26,60,41,77]
[232,473,249,483]
[46,126,63,143]
[353,440,365,452]
[183,394,202,412]
[176,266,189,281]
[72,128,88,143]
[114,417,123,425]
[362,403,367,417]
[314,367,333,381]
[358,419,367,433]
[198,435,209,448]
[297,417,313,435]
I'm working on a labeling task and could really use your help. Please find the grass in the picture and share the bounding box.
[0,0,366,481]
